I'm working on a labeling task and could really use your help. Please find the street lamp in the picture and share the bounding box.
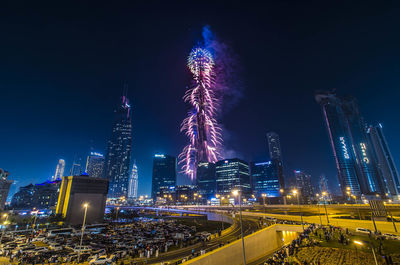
[292,189,304,231]
[261,193,267,214]
[280,189,286,205]
[232,189,246,265]
[30,209,38,241]
[0,214,9,244]
[78,203,89,264]
[354,240,378,265]
[315,194,322,226]
[321,191,330,224]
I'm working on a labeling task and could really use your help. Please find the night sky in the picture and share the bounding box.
[1,1,400,197]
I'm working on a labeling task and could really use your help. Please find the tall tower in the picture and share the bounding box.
[294,170,313,204]
[85,152,105,178]
[54,159,65,180]
[151,154,177,199]
[103,93,132,198]
[128,162,138,199]
[266,132,285,189]
[179,47,221,181]
[367,124,400,200]
[315,90,383,196]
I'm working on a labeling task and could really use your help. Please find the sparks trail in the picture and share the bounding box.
[179,47,222,180]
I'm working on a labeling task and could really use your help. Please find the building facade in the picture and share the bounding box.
[128,162,138,199]
[53,159,65,181]
[70,162,82,176]
[151,154,177,199]
[251,161,281,198]
[85,152,105,178]
[103,95,132,198]
[196,162,216,201]
[215,158,251,196]
[315,90,383,197]
[367,124,400,201]
[56,176,109,225]
[0,169,12,210]
[294,170,313,204]
[266,132,285,190]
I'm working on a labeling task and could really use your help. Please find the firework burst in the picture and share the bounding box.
[179,47,222,180]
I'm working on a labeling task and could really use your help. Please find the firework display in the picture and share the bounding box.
[179,47,222,180]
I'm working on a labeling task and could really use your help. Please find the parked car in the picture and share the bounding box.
[383,233,400,240]
[72,245,92,254]
[355,228,371,234]
[89,255,115,265]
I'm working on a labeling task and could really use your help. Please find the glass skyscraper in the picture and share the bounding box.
[368,124,400,200]
[85,152,105,178]
[315,90,383,196]
[53,159,65,181]
[250,161,281,197]
[294,170,313,204]
[215,158,251,196]
[266,132,285,190]
[151,154,177,199]
[196,162,216,200]
[104,95,132,198]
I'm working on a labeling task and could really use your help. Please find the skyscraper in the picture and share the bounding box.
[196,162,216,200]
[104,94,132,198]
[367,124,400,200]
[251,161,281,197]
[70,161,82,176]
[319,174,330,193]
[294,170,313,204]
[215,158,251,196]
[315,90,383,196]
[128,162,138,199]
[53,159,65,180]
[0,169,12,211]
[85,152,105,178]
[151,154,177,199]
[267,132,282,160]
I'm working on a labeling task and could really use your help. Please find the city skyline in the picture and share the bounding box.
[1,2,400,197]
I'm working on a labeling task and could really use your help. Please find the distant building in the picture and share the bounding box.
[53,159,65,180]
[196,162,216,200]
[128,162,138,199]
[319,175,329,193]
[103,94,132,198]
[215,158,251,196]
[368,124,400,201]
[315,90,383,196]
[70,161,82,176]
[251,161,281,198]
[85,152,105,178]
[266,132,285,190]
[56,175,109,225]
[151,154,176,199]
[157,185,197,203]
[11,180,61,209]
[294,170,313,204]
[0,169,12,210]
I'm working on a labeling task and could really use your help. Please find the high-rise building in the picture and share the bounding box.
[266,132,285,189]
[319,174,329,193]
[294,170,313,204]
[215,158,251,196]
[367,124,400,200]
[128,162,138,199]
[196,162,216,200]
[151,154,177,199]
[53,159,65,180]
[0,169,12,211]
[70,161,82,176]
[315,90,383,196]
[267,132,282,161]
[251,161,281,197]
[85,152,105,178]
[104,94,132,198]
[56,175,109,225]
[11,180,61,209]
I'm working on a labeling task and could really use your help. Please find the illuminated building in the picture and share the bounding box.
[315,90,383,196]
[251,161,281,197]
[70,160,82,176]
[53,159,65,180]
[128,162,138,199]
[56,175,109,225]
[10,180,60,209]
[196,162,216,200]
[215,158,251,196]
[0,169,12,211]
[294,170,313,204]
[85,152,105,178]
[151,154,176,199]
[266,132,285,190]
[103,94,132,198]
[368,124,400,200]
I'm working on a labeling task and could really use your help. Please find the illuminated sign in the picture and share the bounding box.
[154,154,165,158]
[90,152,104,157]
[340,137,350,159]
[360,143,369,163]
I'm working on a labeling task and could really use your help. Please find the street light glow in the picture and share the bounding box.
[83,203,89,208]
[354,240,363,246]
[232,190,239,196]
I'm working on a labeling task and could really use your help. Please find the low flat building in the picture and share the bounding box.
[56,175,109,225]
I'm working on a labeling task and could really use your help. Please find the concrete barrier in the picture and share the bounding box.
[183,224,300,265]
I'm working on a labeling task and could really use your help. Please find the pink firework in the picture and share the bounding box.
[179,47,222,180]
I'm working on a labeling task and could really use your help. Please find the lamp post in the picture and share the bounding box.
[261,193,267,214]
[354,240,378,265]
[0,214,9,244]
[78,203,89,264]
[30,209,38,241]
[316,194,322,226]
[232,189,246,265]
[280,189,286,205]
[321,191,329,224]
[292,189,304,231]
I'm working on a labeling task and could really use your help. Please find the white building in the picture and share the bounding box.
[53,159,65,180]
[128,162,138,198]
